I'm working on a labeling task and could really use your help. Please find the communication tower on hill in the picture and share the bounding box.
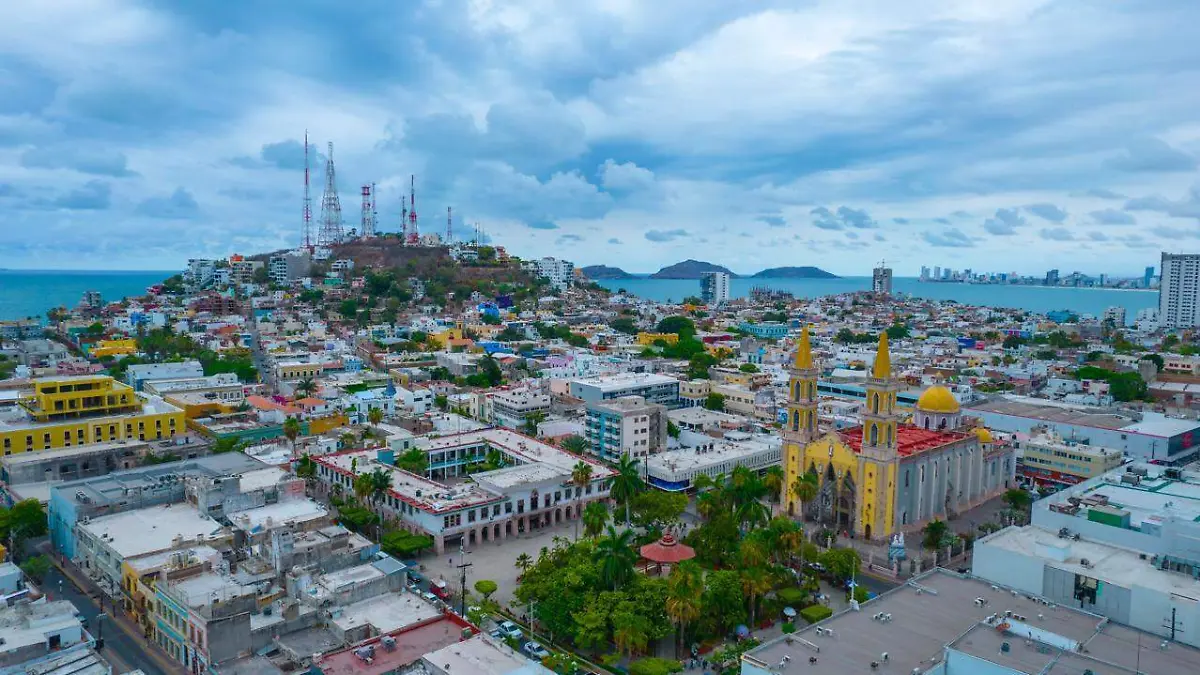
[360,184,376,237]
[405,175,420,245]
[301,131,312,249]
[317,141,344,246]
[446,206,453,244]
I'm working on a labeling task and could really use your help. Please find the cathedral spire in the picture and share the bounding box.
[872,331,891,379]
[793,325,813,369]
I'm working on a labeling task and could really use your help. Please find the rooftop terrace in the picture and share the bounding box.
[743,569,1200,675]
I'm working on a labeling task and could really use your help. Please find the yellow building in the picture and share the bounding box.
[89,338,138,359]
[636,332,680,346]
[783,328,1016,540]
[1,375,186,455]
[1018,430,1124,485]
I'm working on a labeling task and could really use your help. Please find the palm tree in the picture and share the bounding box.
[736,498,771,532]
[282,417,301,455]
[594,526,637,590]
[295,454,317,494]
[741,566,773,628]
[583,501,609,540]
[368,406,384,430]
[762,466,785,505]
[607,455,645,526]
[353,473,373,507]
[367,467,394,541]
[666,561,704,658]
[791,474,818,521]
[296,377,317,398]
[570,460,594,540]
[560,434,590,455]
[515,553,533,575]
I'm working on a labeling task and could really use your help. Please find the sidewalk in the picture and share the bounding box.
[41,543,186,675]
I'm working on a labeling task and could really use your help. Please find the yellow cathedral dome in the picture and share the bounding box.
[916,385,960,413]
[972,427,994,444]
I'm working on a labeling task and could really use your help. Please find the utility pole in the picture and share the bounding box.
[1163,606,1181,641]
[456,539,472,617]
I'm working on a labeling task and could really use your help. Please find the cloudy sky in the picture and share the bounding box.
[2,0,1199,275]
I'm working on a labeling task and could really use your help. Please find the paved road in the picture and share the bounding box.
[44,565,169,675]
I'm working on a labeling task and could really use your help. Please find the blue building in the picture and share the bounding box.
[738,321,790,339]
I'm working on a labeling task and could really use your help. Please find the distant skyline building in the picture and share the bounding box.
[1144,265,1156,288]
[872,261,893,295]
[1045,268,1060,286]
[700,271,730,306]
[1159,252,1200,328]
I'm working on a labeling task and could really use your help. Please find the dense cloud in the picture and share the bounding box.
[1,1,1198,271]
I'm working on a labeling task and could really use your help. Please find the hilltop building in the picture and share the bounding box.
[782,328,1015,540]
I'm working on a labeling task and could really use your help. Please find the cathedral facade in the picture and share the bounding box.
[782,328,1017,540]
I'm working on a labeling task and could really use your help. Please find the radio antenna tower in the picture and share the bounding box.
[400,196,408,241]
[360,184,375,237]
[301,131,312,249]
[317,141,344,246]
[371,182,378,236]
[405,175,420,245]
[446,206,453,244]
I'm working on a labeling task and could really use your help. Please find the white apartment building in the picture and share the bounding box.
[1158,252,1200,328]
[646,431,782,491]
[700,271,730,306]
[872,264,893,295]
[184,259,217,289]
[489,388,551,429]
[1103,305,1127,326]
[394,385,434,414]
[525,257,575,291]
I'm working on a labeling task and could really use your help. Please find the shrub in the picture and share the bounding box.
[782,621,796,634]
[800,604,833,625]
[629,657,684,675]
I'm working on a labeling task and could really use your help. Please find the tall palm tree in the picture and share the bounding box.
[282,417,301,455]
[570,461,594,540]
[741,566,773,628]
[296,377,317,398]
[295,454,317,494]
[367,406,384,430]
[762,466,785,505]
[353,473,374,507]
[736,498,771,532]
[594,526,637,590]
[583,501,609,540]
[515,553,533,575]
[666,561,704,658]
[367,467,394,541]
[607,455,645,526]
[791,474,818,522]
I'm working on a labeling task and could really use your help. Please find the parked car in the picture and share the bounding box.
[523,641,551,660]
[431,580,451,599]
[496,620,523,639]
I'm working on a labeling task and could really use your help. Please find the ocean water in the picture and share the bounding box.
[0,269,172,321]
[597,276,1159,319]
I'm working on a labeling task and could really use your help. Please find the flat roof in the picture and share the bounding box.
[329,591,442,635]
[0,439,152,467]
[970,397,1139,432]
[570,372,678,392]
[421,634,550,675]
[316,615,474,675]
[236,466,289,492]
[647,434,779,473]
[80,502,224,558]
[0,601,82,655]
[743,569,1200,675]
[1041,463,1200,526]
[170,571,254,608]
[981,525,1200,599]
[51,452,267,509]
[229,498,328,533]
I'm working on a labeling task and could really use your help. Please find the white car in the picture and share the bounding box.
[495,620,522,639]
[523,641,551,660]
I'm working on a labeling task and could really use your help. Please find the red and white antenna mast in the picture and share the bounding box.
[360,184,374,237]
[405,175,420,245]
[302,130,312,249]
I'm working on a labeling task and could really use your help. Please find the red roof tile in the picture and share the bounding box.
[838,424,968,457]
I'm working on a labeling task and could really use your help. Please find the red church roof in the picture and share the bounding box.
[838,424,969,458]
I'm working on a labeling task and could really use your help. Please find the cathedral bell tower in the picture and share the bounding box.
[783,326,818,513]
[860,332,900,462]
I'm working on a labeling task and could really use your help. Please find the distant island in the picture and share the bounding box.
[752,266,838,279]
[649,259,737,279]
[580,265,633,279]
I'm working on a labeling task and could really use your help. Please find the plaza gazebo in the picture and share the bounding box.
[639,533,695,575]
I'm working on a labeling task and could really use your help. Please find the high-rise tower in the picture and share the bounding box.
[400,196,408,240]
[446,206,453,244]
[317,141,344,246]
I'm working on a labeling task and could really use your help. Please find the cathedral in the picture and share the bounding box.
[782,327,1017,540]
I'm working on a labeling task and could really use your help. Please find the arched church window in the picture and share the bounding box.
[872,394,879,414]
[869,424,878,445]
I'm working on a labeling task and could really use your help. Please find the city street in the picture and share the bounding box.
[44,564,173,675]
